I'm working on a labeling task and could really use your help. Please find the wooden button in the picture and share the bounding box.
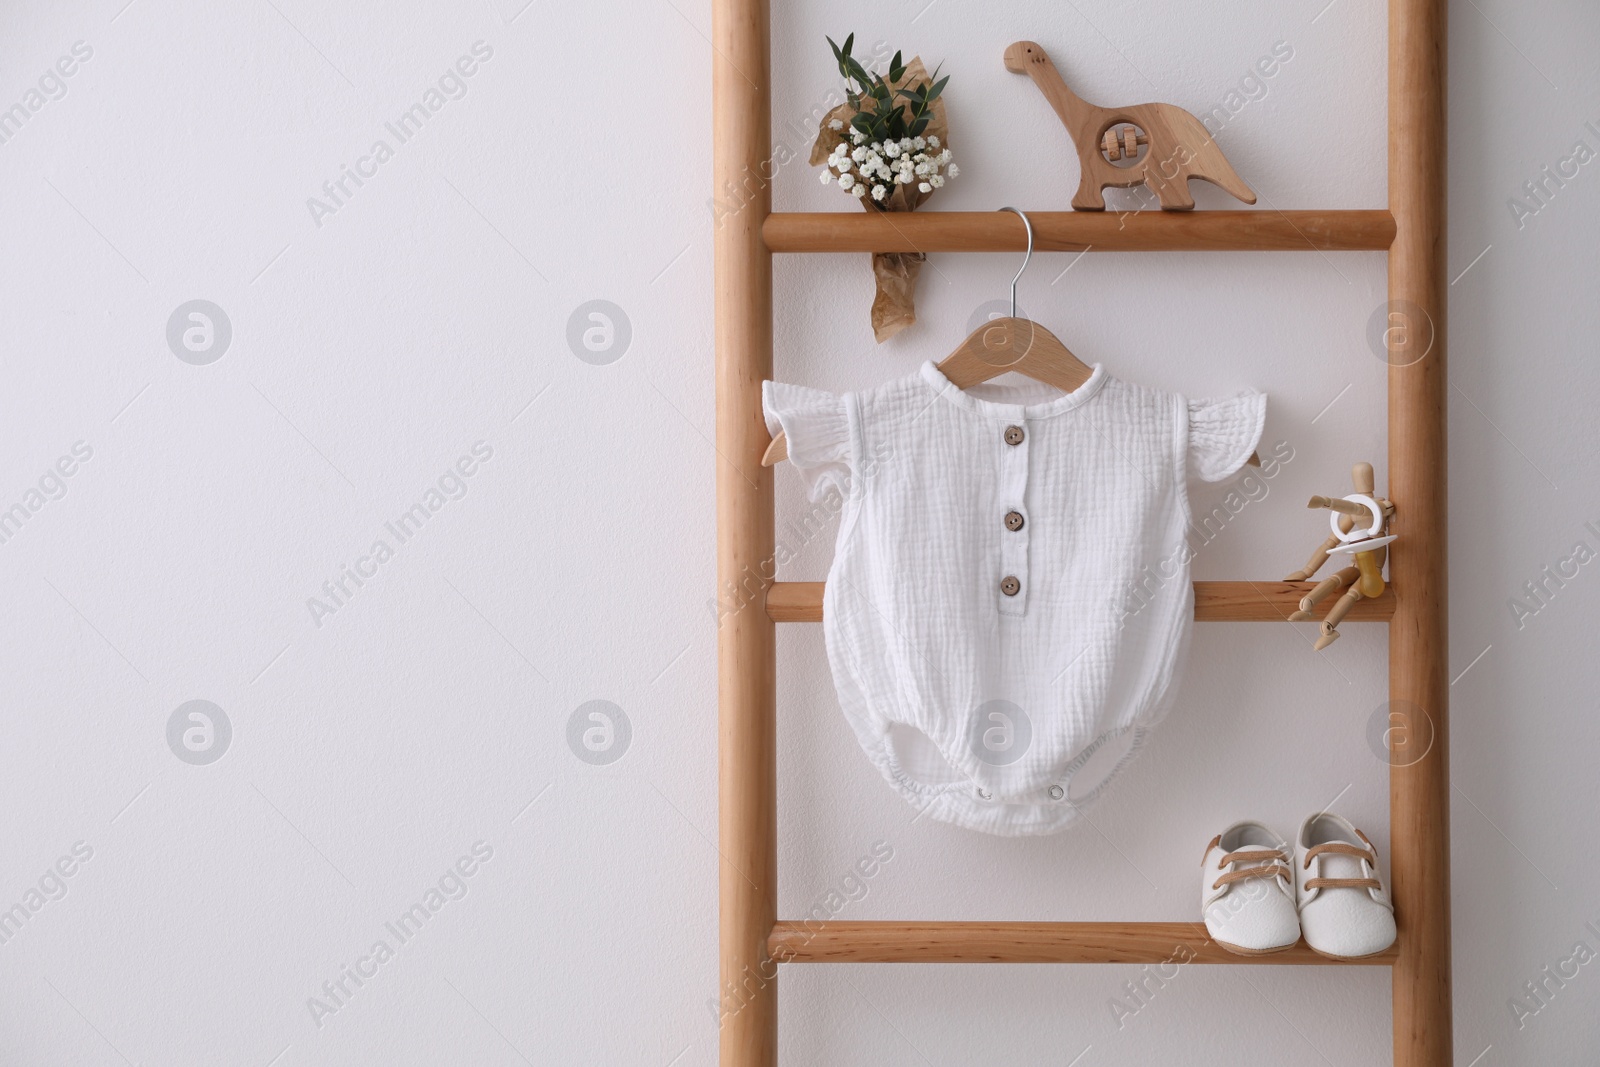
[1004,510,1025,532]
[1000,576,1021,596]
[1003,425,1025,446]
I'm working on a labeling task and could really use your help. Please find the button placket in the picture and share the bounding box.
[996,415,1031,616]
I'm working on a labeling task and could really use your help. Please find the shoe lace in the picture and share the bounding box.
[1303,835,1382,891]
[1211,848,1290,891]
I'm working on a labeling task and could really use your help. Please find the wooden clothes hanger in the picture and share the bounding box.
[932,206,1096,397]
[764,207,1257,467]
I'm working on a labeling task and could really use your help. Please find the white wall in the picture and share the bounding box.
[0,1,1595,1064]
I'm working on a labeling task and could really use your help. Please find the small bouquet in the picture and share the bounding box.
[813,35,956,341]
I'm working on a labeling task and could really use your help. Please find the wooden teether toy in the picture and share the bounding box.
[1285,463,1395,650]
[1003,40,1257,211]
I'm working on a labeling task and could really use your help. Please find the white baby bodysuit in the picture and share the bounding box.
[764,361,1265,836]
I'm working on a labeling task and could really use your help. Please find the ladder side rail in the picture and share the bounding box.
[713,0,778,1064]
[1388,0,1452,1064]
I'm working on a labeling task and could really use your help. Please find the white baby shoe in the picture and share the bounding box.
[1200,821,1300,955]
[1294,811,1397,959]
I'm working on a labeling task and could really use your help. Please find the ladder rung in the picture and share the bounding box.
[762,210,1395,254]
[769,920,1397,966]
[766,581,1395,623]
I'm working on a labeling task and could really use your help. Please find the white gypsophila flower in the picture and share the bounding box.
[835,156,852,171]
[938,149,951,165]
[946,163,959,178]
[851,130,866,145]
[899,137,912,150]
[871,184,887,200]
[883,141,901,158]
[929,174,944,188]
[914,161,929,176]
[820,171,833,185]
[918,181,932,193]
[829,118,844,130]
[927,135,940,148]
[913,136,926,150]
[838,172,855,190]
[852,183,867,197]
[852,146,868,162]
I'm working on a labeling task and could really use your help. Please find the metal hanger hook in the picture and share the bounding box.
[1000,206,1033,319]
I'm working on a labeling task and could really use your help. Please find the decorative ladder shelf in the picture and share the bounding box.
[713,3,1449,1064]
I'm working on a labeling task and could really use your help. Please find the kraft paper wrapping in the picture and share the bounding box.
[810,57,950,343]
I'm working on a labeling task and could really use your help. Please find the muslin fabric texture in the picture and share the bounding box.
[764,362,1265,835]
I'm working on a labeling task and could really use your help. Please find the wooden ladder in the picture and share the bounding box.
[712,3,1449,1064]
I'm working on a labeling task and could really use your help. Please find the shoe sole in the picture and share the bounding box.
[1214,937,1298,957]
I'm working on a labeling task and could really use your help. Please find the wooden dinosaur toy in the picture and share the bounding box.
[1003,40,1256,211]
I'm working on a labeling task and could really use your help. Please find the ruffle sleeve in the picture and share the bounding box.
[1187,391,1266,482]
[762,380,853,501]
